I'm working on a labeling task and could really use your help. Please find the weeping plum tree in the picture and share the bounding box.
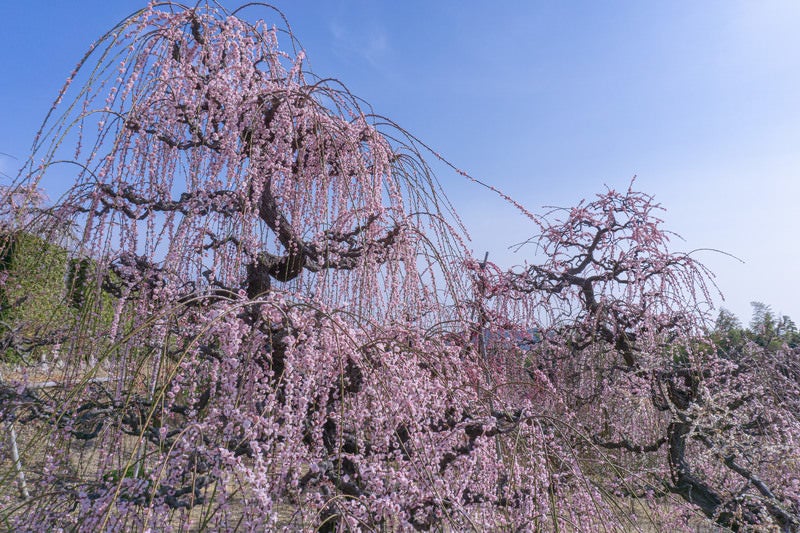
[1,3,605,531]
[475,186,800,531]
[1,2,798,532]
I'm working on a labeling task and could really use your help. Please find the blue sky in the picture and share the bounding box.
[1,1,798,324]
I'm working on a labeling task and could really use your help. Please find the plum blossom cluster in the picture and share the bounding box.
[0,288,624,531]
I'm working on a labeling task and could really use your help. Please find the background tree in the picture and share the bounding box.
[712,308,745,358]
[746,302,800,350]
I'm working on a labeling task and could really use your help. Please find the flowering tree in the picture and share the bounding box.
[0,4,607,531]
[1,3,798,532]
[480,185,800,531]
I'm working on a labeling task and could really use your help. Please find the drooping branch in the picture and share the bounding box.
[95,184,243,219]
[591,435,667,454]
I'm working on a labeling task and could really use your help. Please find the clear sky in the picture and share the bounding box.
[1,1,798,324]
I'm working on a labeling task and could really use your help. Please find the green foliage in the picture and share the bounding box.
[712,303,800,357]
[712,308,745,357]
[0,232,116,362]
[65,257,92,309]
[777,314,800,348]
[0,232,69,359]
[746,301,800,349]
[102,463,146,483]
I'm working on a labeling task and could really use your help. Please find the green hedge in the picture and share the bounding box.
[0,232,116,363]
